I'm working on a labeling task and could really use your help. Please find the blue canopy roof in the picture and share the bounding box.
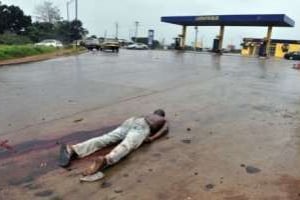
[161,14,295,27]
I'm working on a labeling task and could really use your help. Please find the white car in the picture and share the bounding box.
[35,39,63,48]
[126,43,148,50]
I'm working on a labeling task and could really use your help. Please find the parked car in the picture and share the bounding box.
[34,39,63,48]
[284,51,300,60]
[100,38,120,52]
[126,43,148,50]
[84,38,100,50]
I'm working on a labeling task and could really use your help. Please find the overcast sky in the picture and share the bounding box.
[2,0,300,47]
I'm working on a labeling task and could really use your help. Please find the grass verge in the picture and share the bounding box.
[0,45,57,60]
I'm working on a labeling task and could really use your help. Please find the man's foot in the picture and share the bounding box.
[82,157,106,176]
[58,144,76,168]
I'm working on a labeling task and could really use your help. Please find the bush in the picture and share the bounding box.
[0,45,56,60]
[0,34,32,45]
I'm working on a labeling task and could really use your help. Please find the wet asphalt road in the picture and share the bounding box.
[1,50,300,199]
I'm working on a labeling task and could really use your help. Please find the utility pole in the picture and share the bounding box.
[104,30,107,39]
[134,21,139,43]
[194,26,198,51]
[115,22,119,39]
[201,36,204,49]
[66,1,70,21]
[75,0,78,20]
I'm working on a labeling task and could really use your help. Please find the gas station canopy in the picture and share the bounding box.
[161,14,295,27]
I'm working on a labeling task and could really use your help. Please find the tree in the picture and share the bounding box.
[0,2,32,34]
[69,20,88,41]
[26,20,88,43]
[35,1,61,23]
[26,22,55,42]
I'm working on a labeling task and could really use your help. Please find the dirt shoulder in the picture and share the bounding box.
[0,48,86,67]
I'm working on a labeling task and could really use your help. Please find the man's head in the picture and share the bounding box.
[153,109,166,117]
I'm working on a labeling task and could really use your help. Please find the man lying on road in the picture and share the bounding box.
[58,109,169,176]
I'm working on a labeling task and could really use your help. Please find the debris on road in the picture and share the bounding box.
[205,184,215,190]
[73,118,84,123]
[245,166,261,174]
[114,188,123,193]
[80,171,105,182]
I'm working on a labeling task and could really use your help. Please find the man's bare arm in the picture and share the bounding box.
[148,121,169,142]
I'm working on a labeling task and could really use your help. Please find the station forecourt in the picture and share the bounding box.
[161,14,298,57]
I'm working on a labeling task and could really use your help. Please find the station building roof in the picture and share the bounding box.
[243,38,300,44]
[161,14,295,27]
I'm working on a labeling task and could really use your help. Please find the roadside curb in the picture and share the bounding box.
[0,49,87,67]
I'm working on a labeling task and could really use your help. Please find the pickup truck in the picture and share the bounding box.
[84,38,100,50]
[100,38,120,52]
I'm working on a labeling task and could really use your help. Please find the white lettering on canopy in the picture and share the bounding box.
[195,16,219,21]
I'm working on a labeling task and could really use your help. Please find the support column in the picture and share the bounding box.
[218,26,225,52]
[194,26,198,51]
[266,26,273,56]
[181,25,187,49]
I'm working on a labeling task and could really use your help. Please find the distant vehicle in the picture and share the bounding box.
[35,39,63,48]
[100,38,120,52]
[284,51,300,60]
[84,38,100,50]
[126,43,148,50]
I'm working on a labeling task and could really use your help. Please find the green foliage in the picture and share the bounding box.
[0,2,88,44]
[26,20,88,43]
[0,45,56,60]
[0,2,32,34]
[0,33,32,45]
[26,22,56,42]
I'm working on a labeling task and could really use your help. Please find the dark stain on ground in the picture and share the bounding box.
[9,175,34,186]
[205,184,214,190]
[0,140,13,151]
[282,113,293,118]
[1,125,118,187]
[0,125,118,160]
[152,153,162,157]
[273,175,300,200]
[23,183,42,190]
[101,181,112,188]
[181,139,192,144]
[34,189,54,197]
[252,105,273,112]
[186,128,191,132]
[245,166,261,174]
